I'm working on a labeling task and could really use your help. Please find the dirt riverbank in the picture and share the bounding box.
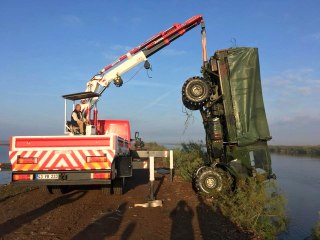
[0,170,256,239]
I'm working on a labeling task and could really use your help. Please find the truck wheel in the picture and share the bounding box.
[182,77,212,110]
[47,186,63,194]
[194,167,231,195]
[192,165,207,191]
[113,178,125,195]
[101,185,112,196]
[40,186,51,194]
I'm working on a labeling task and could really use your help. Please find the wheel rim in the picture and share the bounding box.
[195,167,228,194]
[182,77,211,110]
[187,82,206,100]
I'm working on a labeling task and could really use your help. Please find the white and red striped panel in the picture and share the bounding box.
[9,149,115,171]
[9,135,131,171]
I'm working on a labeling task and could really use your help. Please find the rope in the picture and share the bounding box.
[124,65,144,84]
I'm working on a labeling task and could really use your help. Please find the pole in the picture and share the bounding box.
[64,99,67,134]
[170,150,174,182]
[149,156,155,200]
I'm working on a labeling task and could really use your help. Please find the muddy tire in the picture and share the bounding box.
[182,77,212,110]
[192,165,207,191]
[194,167,231,195]
[101,185,112,196]
[113,178,125,195]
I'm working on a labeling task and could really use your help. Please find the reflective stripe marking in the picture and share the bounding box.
[10,149,115,171]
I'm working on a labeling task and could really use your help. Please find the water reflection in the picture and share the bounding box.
[272,154,320,240]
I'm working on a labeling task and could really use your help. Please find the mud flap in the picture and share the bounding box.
[116,157,132,177]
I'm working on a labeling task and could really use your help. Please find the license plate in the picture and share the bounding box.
[36,174,59,180]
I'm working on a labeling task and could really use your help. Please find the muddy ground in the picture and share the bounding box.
[0,170,256,240]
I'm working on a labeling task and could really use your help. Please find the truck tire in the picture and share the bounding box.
[113,178,125,195]
[194,167,231,195]
[192,165,207,191]
[40,186,51,194]
[47,185,63,194]
[101,185,112,196]
[182,77,212,110]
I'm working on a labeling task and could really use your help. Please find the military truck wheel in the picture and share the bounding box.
[192,165,207,191]
[113,178,125,195]
[101,185,112,196]
[182,77,212,110]
[195,167,231,195]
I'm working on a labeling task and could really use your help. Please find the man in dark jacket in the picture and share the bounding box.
[71,104,86,135]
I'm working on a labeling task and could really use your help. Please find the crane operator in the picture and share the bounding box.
[71,104,87,135]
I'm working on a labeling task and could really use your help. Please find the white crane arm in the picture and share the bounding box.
[85,51,148,107]
[81,15,205,109]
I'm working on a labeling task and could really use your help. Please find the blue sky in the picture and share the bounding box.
[0,0,319,145]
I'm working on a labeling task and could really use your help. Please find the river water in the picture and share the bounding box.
[0,145,319,239]
[273,154,320,239]
[0,145,11,185]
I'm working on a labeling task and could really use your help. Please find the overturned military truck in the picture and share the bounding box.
[182,47,275,194]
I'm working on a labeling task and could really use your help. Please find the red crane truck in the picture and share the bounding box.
[9,15,206,195]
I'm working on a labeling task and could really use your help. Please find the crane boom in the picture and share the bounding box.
[84,15,205,108]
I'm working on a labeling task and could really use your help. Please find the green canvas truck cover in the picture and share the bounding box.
[222,47,271,146]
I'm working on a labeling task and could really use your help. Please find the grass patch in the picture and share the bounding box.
[173,141,206,181]
[143,142,168,151]
[214,178,287,239]
[312,214,320,240]
[172,142,287,239]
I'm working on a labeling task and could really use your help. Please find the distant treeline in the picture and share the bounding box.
[0,141,9,146]
[269,145,320,157]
